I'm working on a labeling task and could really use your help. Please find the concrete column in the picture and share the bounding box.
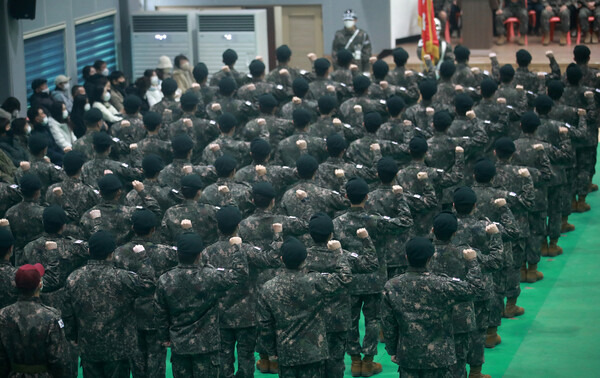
[0,0,27,112]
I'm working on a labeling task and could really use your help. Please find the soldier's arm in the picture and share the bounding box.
[154,282,171,344]
[361,33,372,71]
[498,203,521,241]
[246,244,282,269]
[547,137,573,165]
[535,148,554,183]
[346,234,379,274]
[381,288,400,357]
[444,256,486,302]
[283,215,309,237]
[203,244,249,291]
[46,316,72,378]
[477,228,504,273]
[256,291,278,357]
[135,187,162,218]
[490,54,501,82]
[314,252,353,295]
[439,149,465,188]
[0,320,8,376]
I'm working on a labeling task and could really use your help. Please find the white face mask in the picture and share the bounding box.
[103,92,111,102]
[84,103,91,111]
[62,110,69,119]
[344,20,356,29]
[102,68,109,76]
[63,83,70,91]
[41,88,50,94]
[151,76,160,86]
[42,116,49,125]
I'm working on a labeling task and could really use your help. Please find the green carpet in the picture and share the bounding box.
[78,163,600,378]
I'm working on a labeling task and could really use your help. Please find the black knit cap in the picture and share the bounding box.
[171,134,194,154]
[473,158,497,183]
[218,113,238,133]
[454,45,470,62]
[393,47,409,66]
[143,111,162,129]
[180,92,199,107]
[250,138,271,160]
[216,205,242,234]
[92,131,112,149]
[293,108,312,128]
[345,177,369,204]
[480,78,498,98]
[123,95,143,113]
[296,154,318,178]
[89,230,117,260]
[292,77,309,97]
[409,136,428,155]
[28,133,49,155]
[43,205,68,232]
[326,133,347,156]
[276,45,292,62]
[309,212,334,238]
[193,63,209,82]
[214,154,237,177]
[132,208,157,235]
[418,79,437,100]
[573,45,591,63]
[494,137,516,158]
[83,108,103,123]
[0,227,15,249]
[63,151,85,176]
[318,96,337,114]
[98,174,122,193]
[353,75,371,93]
[249,59,266,76]
[258,93,278,110]
[181,174,203,190]
[516,49,532,67]
[534,94,554,115]
[433,110,453,131]
[377,157,398,183]
[20,174,42,195]
[546,80,564,100]
[387,96,405,116]
[252,182,276,199]
[177,232,204,256]
[364,112,382,133]
[433,211,458,240]
[520,111,541,133]
[222,49,238,65]
[336,49,353,66]
[161,78,178,96]
[566,63,583,85]
[314,58,331,75]
[439,60,456,79]
[455,93,474,115]
[142,154,165,177]
[372,60,389,79]
[406,236,435,265]
[281,236,307,268]
[499,64,515,82]
[453,186,477,206]
[219,77,237,96]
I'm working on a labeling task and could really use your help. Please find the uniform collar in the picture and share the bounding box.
[407,266,428,273]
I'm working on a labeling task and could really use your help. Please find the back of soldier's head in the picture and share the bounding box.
[393,47,409,67]
[546,80,564,100]
[337,49,353,67]
[453,186,477,214]
[454,45,470,63]
[499,64,515,83]
[377,157,398,184]
[252,182,276,208]
[372,60,389,80]
[433,211,458,241]
[566,63,583,85]
[318,95,337,115]
[439,60,456,80]
[309,213,334,243]
[494,137,516,160]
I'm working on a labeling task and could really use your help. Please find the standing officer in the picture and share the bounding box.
[332,10,372,73]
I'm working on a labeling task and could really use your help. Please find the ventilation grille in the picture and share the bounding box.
[198,15,255,32]
[132,15,188,32]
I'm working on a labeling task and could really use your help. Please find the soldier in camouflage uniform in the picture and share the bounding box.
[308,58,351,103]
[201,155,254,216]
[436,61,458,107]
[114,209,178,378]
[209,49,249,88]
[376,96,412,144]
[155,232,245,377]
[275,108,327,166]
[308,95,344,139]
[333,178,413,376]
[304,213,378,378]
[365,157,414,278]
[540,1,571,45]
[492,137,536,319]
[72,108,105,161]
[316,133,378,190]
[266,45,311,94]
[161,174,219,245]
[330,49,361,87]
[382,237,484,378]
[332,9,372,72]
[370,60,420,104]
[340,76,387,141]
[257,236,352,377]
[241,93,294,146]
[205,77,257,126]
[278,77,318,121]
[64,230,154,377]
[15,133,64,194]
[0,263,71,377]
[495,65,529,137]
[201,113,251,167]
[281,154,349,220]
[203,206,280,377]
[452,187,504,378]
[0,182,22,218]
[234,138,297,198]
[80,174,160,245]
[572,45,600,85]
[150,78,183,122]
[80,132,142,189]
[5,174,45,261]
[191,63,220,110]
[403,79,450,136]
[238,60,287,105]
[428,212,478,378]
[471,159,522,351]
[495,0,528,45]
[110,95,146,147]
[132,111,173,166]
[158,134,217,190]
[452,45,484,91]
[0,225,18,308]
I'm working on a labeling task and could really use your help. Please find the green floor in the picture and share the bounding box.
[79,167,600,378]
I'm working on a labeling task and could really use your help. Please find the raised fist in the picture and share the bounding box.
[489,52,497,58]
[292,96,302,105]
[129,143,138,150]
[45,241,57,250]
[559,126,569,135]
[533,144,544,151]
[328,240,342,250]
[486,223,499,234]
[353,105,363,113]
[44,156,51,163]
[585,91,594,99]
[455,85,464,93]
[426,107,435,116]
[181,219,192,229]
[307,53,317,61]
[403,120,412,126]
[516,85,524,91]
[455,146,464,153]
[279,68,289,76]
[191,83,200,89]
[218,185,230,194]
[222,65,231,73]
[333,118,342,126]
[90,210,101,219]
[272,223,283,233]
[52,187,63,196]
[537,72,546,79]
[255,165,267,176]
[182,165,193,174]
[463,248,477,261]
[20,161,30,171]
[578,108,587,116]
[545,50,554,59]
[405,70,414,77]
[466,110,476,120]
[417,171,428,180]
[257,118,266,126]
[183,118,193,128]
[380,81,389,90]
[132,180,144,193]
[392,185,403,194]
[335,169,345,178]
[255,55,263,61]
[369,56,377,64]
[326,85,336,93]
[133,245,145,253]
[296,189,307,200]
[209,143,220,152]
[247,84,256,91]
[349,64,359,71]
[370,143,381,151]
[63,146,72,153]
[211,103,222,112]
[229,237,242,245]
[471,67,481,75]
[357,228,369,239]
[121,120,131,127]
[497,97,506,105]
[103,169,113,175]
[424,54,432,61]
[518,168,530,177]
[296,140,307,150]
[0,219,9,227]
[494,198,506,207]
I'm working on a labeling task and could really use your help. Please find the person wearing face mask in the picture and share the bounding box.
[0,118,29,167]
[172,54,195,93]
[29,78,57,113]
[331,9,372,73]
[52,75,73,112]
[108,71,127,112]
[0,97,21,121]
[47,101,77,150]
[90,78,123,125]
[26,106,64,166]
[94,59,109,77]
[70,95,90,139]
[156,55,173,82]
[145,70,164,108]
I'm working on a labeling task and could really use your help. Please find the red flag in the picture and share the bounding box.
[418,0,440,62]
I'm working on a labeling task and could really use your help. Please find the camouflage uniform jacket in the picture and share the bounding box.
[161,199,220,245]
[110,115,146,146]
[446,116,490,166]
[205,97,257,126]
[201,135,251,167]
[304,241,378,332]
[0,183,23,217]
[16,157,64,194]
[150,96,183,122]
[201,178,255,216]
[377,118,416,146]
[126,179,181,217]
[333,206,412,294]
[154,260,245,355]
[257,258,352,367]
[340,96,387,123]
[381,262,484,369]
[64,260,154,361]
[274,133,328,166]
[114,238,177,330]
[330,68,359,87]
[46,177,99,220]
[279,100,319,121]
[428,239,477,334]
[435,79,457,107]
[0,297,70,377]
[316,156,378,190]
[238,208,308,251]
[163,114,219,164]
[209,67,249,88]
[237,80,288,105]
[80,193,161,245]
[202,236,280,329]
[492,160,535,237]
[241,115,294,146]
[453,214,504,300]
[308,116,346,139]
[71,132,95,160]
[346,134,407,167]
[365,184,415,268]
[537,117,575,185]
[280,180,349,220]
[81,156,141,189]
[5,199,45,253]
[452,63,481,89]
[0,261,18,309]
[157,158,217,190]
[403,100,451,136]
[134,134,173,166]
[234,162,297,198]
[266,65,312,88]
[331,27,372,71]
[308,78,351,102]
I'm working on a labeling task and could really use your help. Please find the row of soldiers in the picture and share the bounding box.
[0,42,599,378]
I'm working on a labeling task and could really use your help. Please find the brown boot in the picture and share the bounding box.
[577,195,591,212]
[561,216,575,233]
[379,329,385,343]
[520,263,527,282]
[592,32,599,44]
[559,32,567,45]
[548,239,563,257]
[541,238,549,257]
[350,355,362,377]
[469,365,492,378]
[361,356,383,377]
[484,327,501,348]
[585,32,592,44]
[504,297,525,317]
[269,360,279,374]
[590,183,598,192]
[572,197,578,211]
[527,263,544,283]
[542,32,550,45]
[256,355,270,373]
[495,35,506,45]
[517,36,525,45]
